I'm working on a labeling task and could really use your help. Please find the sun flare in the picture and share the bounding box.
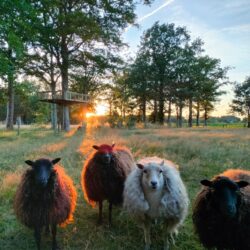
[86,103,108,118]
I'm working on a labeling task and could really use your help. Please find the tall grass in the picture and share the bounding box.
[0,126,249,249]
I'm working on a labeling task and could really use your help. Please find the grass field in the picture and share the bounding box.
[0,125,250,250]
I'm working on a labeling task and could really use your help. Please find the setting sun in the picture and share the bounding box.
[96,104,107,116]
[86,103,108,118]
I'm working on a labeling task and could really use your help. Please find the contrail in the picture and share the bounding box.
[138,0,175,23]
[125,0,175,32]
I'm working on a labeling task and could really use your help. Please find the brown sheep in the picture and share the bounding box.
[14,158,77,250]
[81,144,135,225]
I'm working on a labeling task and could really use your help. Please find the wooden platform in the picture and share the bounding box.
[38,90,90,105]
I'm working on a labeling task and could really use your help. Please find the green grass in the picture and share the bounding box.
[0,125,250,249]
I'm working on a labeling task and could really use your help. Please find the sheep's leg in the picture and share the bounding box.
[163,227,175,250]
[163,235,170,250]
[108,202,112,226]
[51,223,59,250]
[34,226,41,250]
[98,201,103,225]
[142,221,151,250]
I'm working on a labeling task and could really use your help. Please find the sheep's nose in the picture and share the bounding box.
[104,154,111,161]
[151,181,157,187]
[227,205,236,215]
[222,204,236,217]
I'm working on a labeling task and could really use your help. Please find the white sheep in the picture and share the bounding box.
[123,157,189,250]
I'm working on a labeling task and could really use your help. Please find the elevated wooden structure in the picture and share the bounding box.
[38,90,90,105]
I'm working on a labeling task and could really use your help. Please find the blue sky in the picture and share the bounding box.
[122,0,250,116]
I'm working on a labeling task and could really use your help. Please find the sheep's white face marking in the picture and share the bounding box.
[139,163,164,191]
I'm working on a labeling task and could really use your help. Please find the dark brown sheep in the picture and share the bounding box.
[14,158,77,250]
[81,144,135,225]
[192,169,250,250]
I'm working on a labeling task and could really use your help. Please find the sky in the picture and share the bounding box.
[122,0,250,116]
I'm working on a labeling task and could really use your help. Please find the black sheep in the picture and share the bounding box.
[14,158,77,250]
[192,169,250,250]
[81,144,135,225]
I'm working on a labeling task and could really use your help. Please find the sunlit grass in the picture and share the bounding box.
[0,125,249,249]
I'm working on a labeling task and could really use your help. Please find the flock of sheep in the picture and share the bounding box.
[13,144,250,250]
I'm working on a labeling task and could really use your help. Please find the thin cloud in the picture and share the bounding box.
[221,24,250,34]
[138,0,175,23]
[125,0,175,32]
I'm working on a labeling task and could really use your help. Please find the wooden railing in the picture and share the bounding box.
[38,90,90,103]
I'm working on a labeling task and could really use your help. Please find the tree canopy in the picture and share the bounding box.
[231,77,250,127]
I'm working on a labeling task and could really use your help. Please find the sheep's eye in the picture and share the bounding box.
[159,170,162,173]
[143,170,147,174]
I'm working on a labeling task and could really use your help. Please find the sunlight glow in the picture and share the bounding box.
[86,103,108,118]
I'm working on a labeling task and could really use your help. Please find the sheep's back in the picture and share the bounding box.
[112,147,135,176]
[222,169,250,198]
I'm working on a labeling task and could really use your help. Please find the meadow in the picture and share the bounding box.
[0,125,250,250]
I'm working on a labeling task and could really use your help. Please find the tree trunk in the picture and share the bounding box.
[109,100,112,116]
[5,102,9,125]
[204,108,208,126]
[167,100,172,127]
[51,83,57,130]
[179,105,183,128]
[176,106,179,128]
[247,108,250,128]
[60,37,70,131]
[152,99,157,123]
[196,102,200,127]
[142,97,146,123]
[6,72,14,130]
[158,82,164,124]
[188,98,193,127]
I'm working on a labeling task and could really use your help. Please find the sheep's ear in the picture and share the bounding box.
[25,160,34,167]
[200,179,212,187]
[160,160,164,166]
[137,163,144,169]
[112,143,115,148]
[93,145,99,150]
[52,158,61,165]
[236,181,249,188]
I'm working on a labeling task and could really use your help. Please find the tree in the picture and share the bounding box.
[28,0,153,131]
[24,50,60,129]
[126,23,229,127]
[139,22,190,124]
[0,0,33,129]
[128,52,152,122]
[231,77,250,128]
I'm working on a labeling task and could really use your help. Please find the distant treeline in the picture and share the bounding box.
[0,1,249,129]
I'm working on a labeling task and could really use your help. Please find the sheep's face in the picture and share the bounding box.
[25,158,61,187]
[93,144,115,165]
[137,162,164,191]
[201,176,248,218]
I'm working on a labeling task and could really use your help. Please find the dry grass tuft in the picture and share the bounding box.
[1,172,21,192]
